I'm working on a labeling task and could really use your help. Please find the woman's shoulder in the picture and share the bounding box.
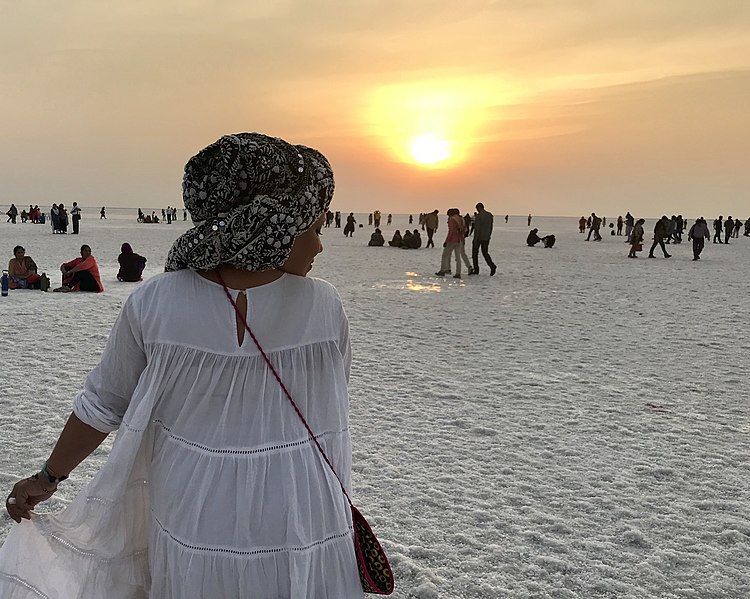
[283,275,343,305]
[125,270,189,302]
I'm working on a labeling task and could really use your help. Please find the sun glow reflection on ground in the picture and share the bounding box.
[404,278,441,292]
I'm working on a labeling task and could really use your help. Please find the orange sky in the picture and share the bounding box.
[1,1,749,217]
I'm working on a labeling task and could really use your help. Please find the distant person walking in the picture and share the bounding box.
[648,216,672,259]
[435,209,465,278]
[586,213,602,241]
[724,217,734,244]
[424,209,439,248]
[527,213,532,226]
[470,202,496,276]
[456,216,472,272]
[733,218,742,238]
[713,216,723,243]
[687,217,710,261]
[387,213,392,226]
[71,202,82,234]
[343,212,356,237]
[504,215,508,223]
[100,206,107,219]
[616,215,623,236]
[463,213,472,238]
[628,219,645,258]
[6,204,18,224]
[578,216,586,233]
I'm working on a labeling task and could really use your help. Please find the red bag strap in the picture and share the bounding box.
[217,272,354,509]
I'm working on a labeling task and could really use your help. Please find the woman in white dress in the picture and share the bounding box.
[1,133,364,598]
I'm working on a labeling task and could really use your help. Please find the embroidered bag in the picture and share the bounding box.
[219,275,395,595]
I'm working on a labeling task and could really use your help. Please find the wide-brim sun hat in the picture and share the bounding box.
[166,133,334,272]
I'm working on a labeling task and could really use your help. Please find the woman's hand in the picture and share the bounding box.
[5,476,58,523]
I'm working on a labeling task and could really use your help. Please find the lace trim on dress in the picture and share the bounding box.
[85,478,150,505]
[144,337,340,358]
[34,517,148,563]
[0,572,49,598]
[153,419,350,456]
[153,514,353,557]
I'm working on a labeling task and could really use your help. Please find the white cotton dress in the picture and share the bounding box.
[0,270,364,599]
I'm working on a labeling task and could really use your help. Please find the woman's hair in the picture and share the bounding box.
[121,243,133,254]
[81,244,91,252]
[13,245,24,255]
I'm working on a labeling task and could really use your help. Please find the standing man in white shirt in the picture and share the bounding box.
[71,202,82,235]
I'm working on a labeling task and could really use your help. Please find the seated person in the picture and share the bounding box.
[144,214,152,223]
[402,229,422,249]
[542,234,556,248]
[368,228,385,247]
[401,230,413,248]
[54,244,104,292]
[7,245,46,290]
[527,228,542,246]
[117,242,148,281]
[388,230,403,247]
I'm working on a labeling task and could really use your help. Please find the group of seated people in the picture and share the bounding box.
[526,229,556,248]
[6,243,147,293]
[368,229,422,249]
[141,213,160,224]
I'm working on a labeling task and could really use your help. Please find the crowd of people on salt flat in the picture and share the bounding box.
[3,204,750,296]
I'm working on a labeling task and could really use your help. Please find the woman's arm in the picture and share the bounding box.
[6,292,146,522]
[6,413,108,523]
[47,413,109,477]
[67,256,95,274]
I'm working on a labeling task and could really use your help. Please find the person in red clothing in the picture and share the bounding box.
[435,208,466,278]
[53,245,104,292]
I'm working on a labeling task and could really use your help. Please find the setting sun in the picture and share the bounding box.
[410,133,451,166]
[365,78,520,171]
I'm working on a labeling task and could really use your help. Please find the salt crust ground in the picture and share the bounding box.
[0,214,748,598]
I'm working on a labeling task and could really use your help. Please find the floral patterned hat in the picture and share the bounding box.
[165,133,334,272]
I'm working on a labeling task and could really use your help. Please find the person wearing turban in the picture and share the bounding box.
[1,134,367,598]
